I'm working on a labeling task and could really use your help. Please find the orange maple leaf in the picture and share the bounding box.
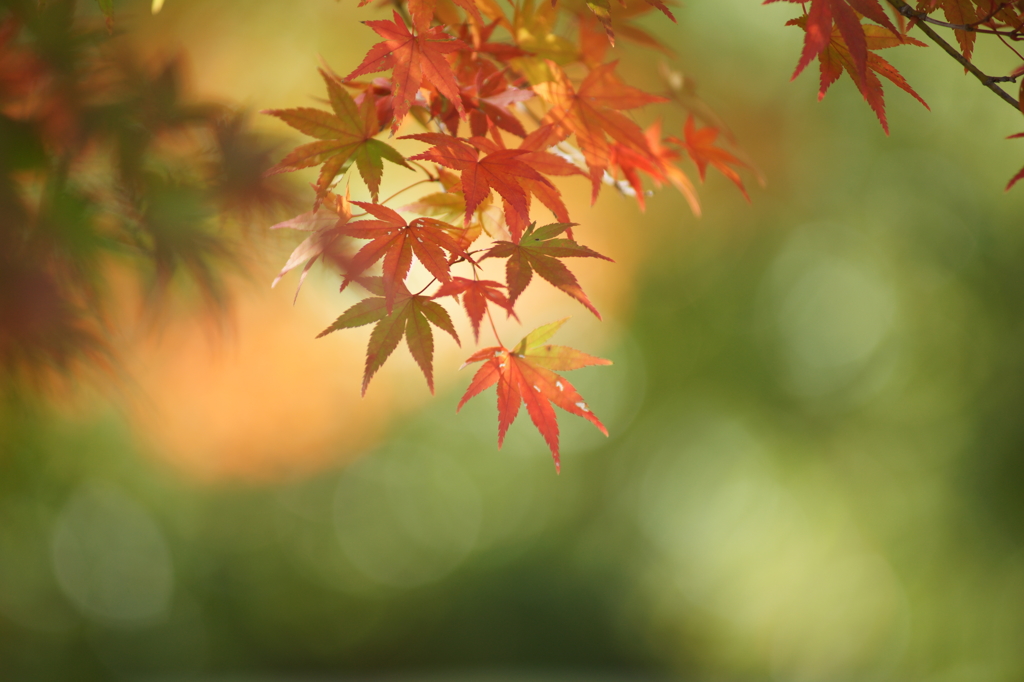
[408,0,483,32]
[341,201,471,311]
[534,60,666,201]
[670,116,752,201]
[458,318,611,472]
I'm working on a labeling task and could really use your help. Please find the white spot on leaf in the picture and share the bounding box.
[576,402,589,412]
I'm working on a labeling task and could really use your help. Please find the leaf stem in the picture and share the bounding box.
[409,159,438,179]
[414,277,438,297]
[484,302,504,348]
[377,178,433,206]
[476,266,505,347]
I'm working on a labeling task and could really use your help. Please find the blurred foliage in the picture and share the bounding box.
[0,0,297,388]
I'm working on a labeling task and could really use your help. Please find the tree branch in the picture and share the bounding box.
[884,0,1021,111]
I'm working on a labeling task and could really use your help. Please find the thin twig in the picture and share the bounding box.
[884,0,1021,110]
[484,303,504,348]
[377,178,433,206]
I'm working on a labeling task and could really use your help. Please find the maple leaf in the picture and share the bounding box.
[916,0,977,60]
[318,282,459,395]
[263,69,409,203]
[534,61,666,200]
[454,19,529,67]
[402,189,494,242]
[607,141,660,210]
[270,191,353,301]
[468,126,582,241]
[341,76,399,132]
[408,0,484,32]
[1004,132,1024,191]
[345,11,468,134]
[575,0,675,67]
[644,120,702,216]
[805,20,929,134]
[436,60,534,138]
[604,121,701,212]
[511,0,580,64]
[572,0,677,47]
[766,0,899,83]
[457,318,611,471]
[402,165,505,240]
[433,276,519,342]
[483,222,612,318]
[341,201,472,311]
[669,116,752,201]
[405,132,556,227]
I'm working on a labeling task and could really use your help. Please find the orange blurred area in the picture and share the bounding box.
[78,0,659,483]
[121,274,393,483]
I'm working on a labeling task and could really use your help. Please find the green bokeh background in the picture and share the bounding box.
[4,1,1024,680]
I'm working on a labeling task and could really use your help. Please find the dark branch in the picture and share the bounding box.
[884,0,1021,111]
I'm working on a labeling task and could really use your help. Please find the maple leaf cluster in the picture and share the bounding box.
[266,0,756,470]
[769,0,1024,187]
[767,0,930,133]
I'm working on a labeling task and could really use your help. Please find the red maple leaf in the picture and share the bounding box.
[807,20,929,134]
[342,201,471,311]
[1004,131,1024,191]
[433,276,518,342]
[345,11,468,134]
[916,0,977,60]
[435,60,534,138]
[483,222,612,318]
[766,0,899,83]
[404,132,556,227]
[468,126,582,241]
[458,318,611,471]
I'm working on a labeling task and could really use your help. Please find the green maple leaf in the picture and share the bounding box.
[263,69,409,203]
[317,283,459,395]
[483,222,612,319]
